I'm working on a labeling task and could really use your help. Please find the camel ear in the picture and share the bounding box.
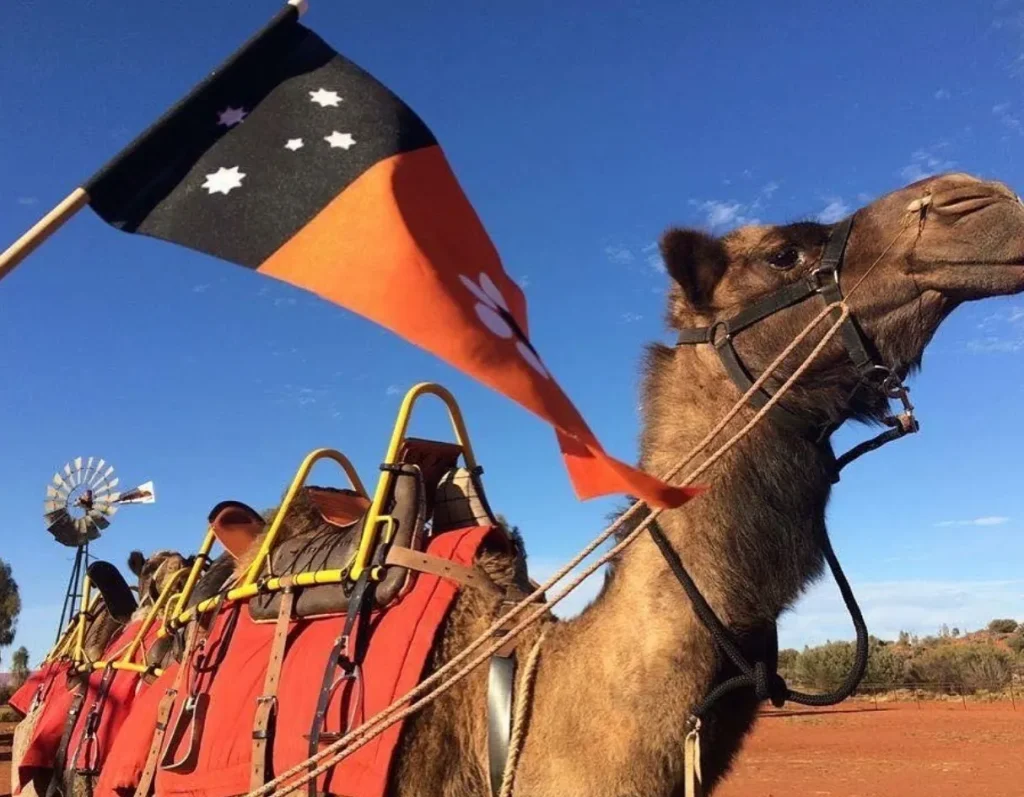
[659,228,728,308]
[127,550,145,577]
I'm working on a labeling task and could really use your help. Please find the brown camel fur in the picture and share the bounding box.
[109,172,1024,797]
[390,172,1024,797]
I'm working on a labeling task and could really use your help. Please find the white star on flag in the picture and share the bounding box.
[325,131,356,150]
[217,107,247,127]
[202,166,246,195]
[284,138,304,151]
[309,88,342,107]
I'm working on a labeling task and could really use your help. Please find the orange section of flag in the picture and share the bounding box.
[260,145,700,509]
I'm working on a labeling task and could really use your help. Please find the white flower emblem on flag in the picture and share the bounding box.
[459,272,549,379]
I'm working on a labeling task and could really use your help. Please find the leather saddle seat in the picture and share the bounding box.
[204,437,503,624]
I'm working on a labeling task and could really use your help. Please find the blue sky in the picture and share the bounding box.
[2,0,1024,665]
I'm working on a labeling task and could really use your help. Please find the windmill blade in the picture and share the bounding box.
[70,457,84,486]
[51,473,70,494]
[86,459,108,488]
[80,457,97,488]
[85,509,111,531]
[45,507,72,531]
[93,501,119,517]
[88,464,115,489]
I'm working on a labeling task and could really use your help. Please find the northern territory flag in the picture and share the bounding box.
[84,1,699,509]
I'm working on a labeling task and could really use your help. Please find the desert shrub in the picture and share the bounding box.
[1007,632,1024,655]
[987,619,1019,634]
[777,648,799,681]
[795,641,859,691]
[909,643,1013,692]
[865,641,905,686]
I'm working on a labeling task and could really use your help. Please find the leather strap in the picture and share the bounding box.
[250,579,296,790]
[487,653,516,797]
[45,680,86,797]
[306,569,372,797]
[134,617,204,797]
[71,664,117,776]
[384,545,501,596]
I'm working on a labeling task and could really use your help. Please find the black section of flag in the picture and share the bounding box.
[86,12,436,269]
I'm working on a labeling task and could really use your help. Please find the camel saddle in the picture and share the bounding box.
[208,437,501,623]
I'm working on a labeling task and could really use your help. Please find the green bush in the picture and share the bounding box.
[909,643,1013,692]
[987,619,1019,634]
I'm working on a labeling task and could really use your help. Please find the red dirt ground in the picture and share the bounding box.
[716,700,1023,797]
[1,721,13,797]
[2,704,1020,797]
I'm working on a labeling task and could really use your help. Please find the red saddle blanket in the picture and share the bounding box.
[7,658,70,716]
[97,525,494,797]
[18,619,162,792]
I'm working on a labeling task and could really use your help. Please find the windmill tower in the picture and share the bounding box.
[43,457,155,643]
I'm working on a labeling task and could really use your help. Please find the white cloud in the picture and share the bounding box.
[641,242,666,274]
[779,578,1024,648]
[816,197,850,224]
[899,144,956,182]
[385,385,402,396]
[619,312,643,323]
[192,283,210,293]
[689,180,778,232]
[17,196,38,206]
[968,304,1024,352]
[934,516,1010,527]
[934,88,951,100]
[993,102,1023,135]
[604,245,635,265]
[273,297,297,307]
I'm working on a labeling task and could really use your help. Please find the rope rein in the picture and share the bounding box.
[497,630,547,797]
[243,303,852,797]
[238,208,922,797]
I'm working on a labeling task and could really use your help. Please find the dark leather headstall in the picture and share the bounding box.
[674,214,919,481]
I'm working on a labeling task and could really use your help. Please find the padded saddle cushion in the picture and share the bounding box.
[86,560,138,624]
[247,467,425,622]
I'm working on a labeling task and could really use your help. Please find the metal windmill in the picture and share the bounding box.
[43,457,155,642]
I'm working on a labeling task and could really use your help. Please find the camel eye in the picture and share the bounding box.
[766,246,804,271]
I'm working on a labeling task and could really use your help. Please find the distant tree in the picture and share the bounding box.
[897,630,911,646]
[939,624,950,638]
[952,628,961,638]
[987,619,1019,634]
[0,558,21,665]
[11,646,30,688]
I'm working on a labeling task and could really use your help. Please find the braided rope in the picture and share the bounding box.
[246,301,850,797]
[497,629,548,797]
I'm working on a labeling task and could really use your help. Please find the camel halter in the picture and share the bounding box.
[674,213,919,480]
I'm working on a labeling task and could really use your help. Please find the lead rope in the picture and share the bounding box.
[245,301,852,797]
[497,630,548,797]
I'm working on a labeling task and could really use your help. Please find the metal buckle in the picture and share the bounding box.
[709,321,731,349]
[809,266,840,291]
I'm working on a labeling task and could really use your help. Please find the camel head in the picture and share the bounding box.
[127,548,190,607]
[658,172,1024,427]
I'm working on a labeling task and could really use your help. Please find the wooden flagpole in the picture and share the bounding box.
[0,0,310,287]
[0,187,89,284]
